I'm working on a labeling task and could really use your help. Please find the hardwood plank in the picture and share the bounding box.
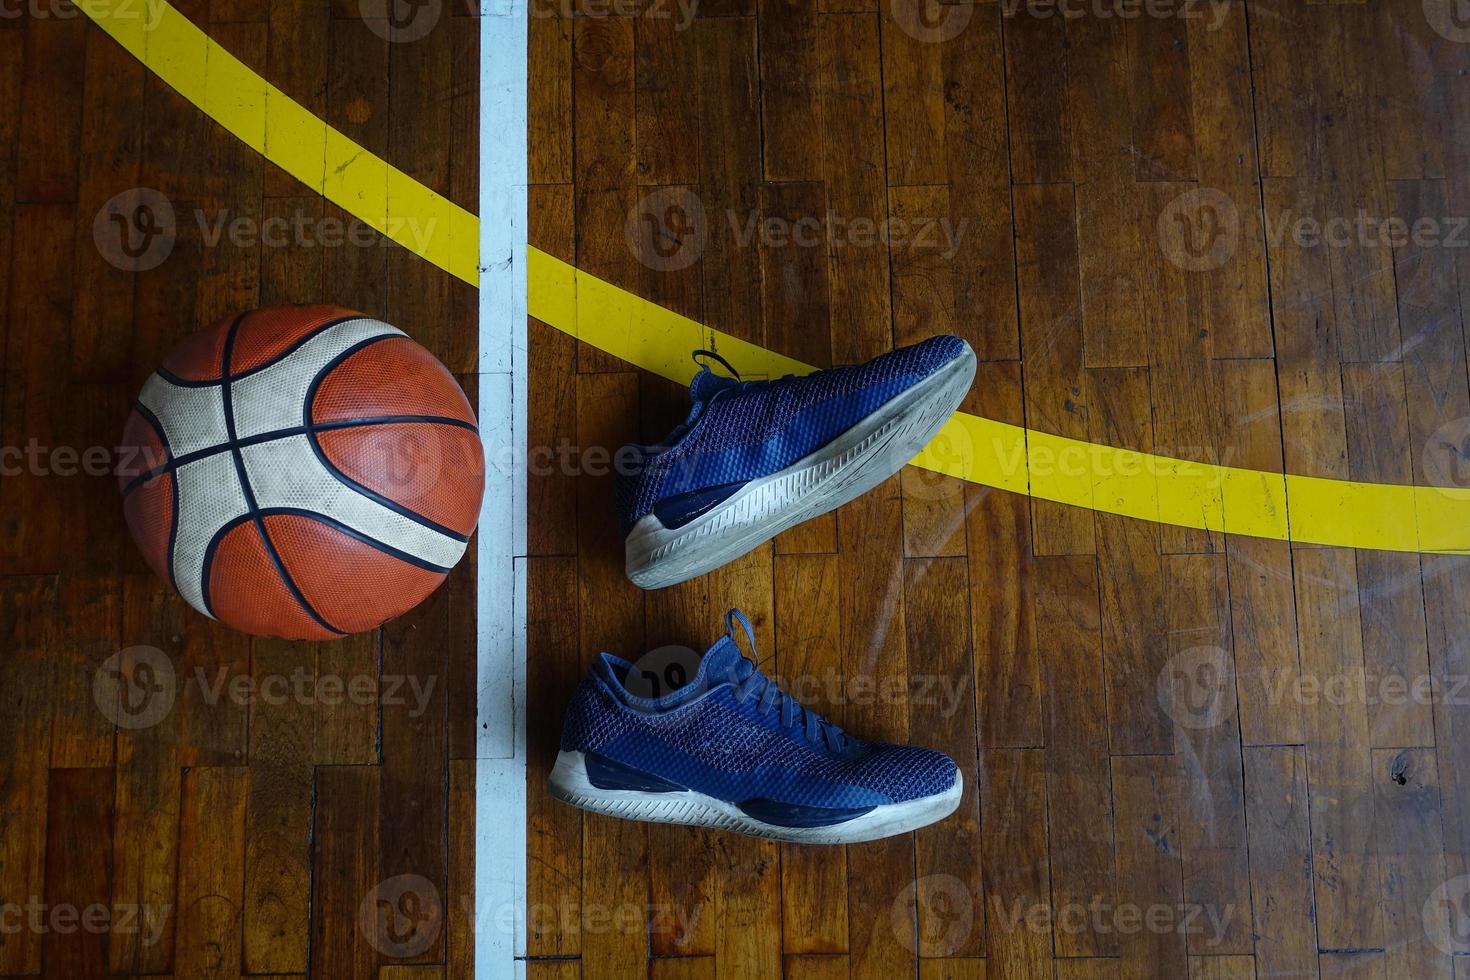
[310,766,380,978]
[1089,367,1170,755]
[0,203,73,574]
[1319,952,1387,980]
[817,11,891,366]
[447,759,475,980]
[1163,555,1252,956]
[526,558,585,958]
[907,557,984,958]
[242,640,315,975]
[1293,547,1382,951]
[380,583,451,965]
[980,748,1050,980]
[1187,956,1256,980]
[1374,747,1453,980]
[529,0,573,185]
[1126,12,1195,181]
[1112,754,1188,980]
[964,363,1039,749]
[1341,361,1434,748]
[1242,746,1316,980]
[693,18,762,348]
[110,576,184,976]
[635,7,699,187]
[880,0,945,187]
[1002,5,1071,184]
[264,0,329,197]
[42,768,114,978]
[1036,555,1115,957]
[941,4,1017,360]
[14,12,85,202]
[1013,183,1094,555]
[1068,13,1147,369]
[69,27,145,381]
[176,767,248,979]
[758,179,833,369]
[1213,359,1302,747]
[52,573,120,768]
[757,0,820,182]
[313,632,378,766]
[1187,0,1271,358]
[775,553,848,954]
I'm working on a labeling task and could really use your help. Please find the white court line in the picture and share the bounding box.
[477,0,530,975]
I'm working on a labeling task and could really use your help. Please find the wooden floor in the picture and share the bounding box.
[3,0,1470,978]
[524,1,1470,979]
[0,2,480,977]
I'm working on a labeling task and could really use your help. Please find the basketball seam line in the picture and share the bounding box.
[155,315,368,389]
[119,414,479,498]
[130,401,181,594]
[216,311,348,637]
[300,333,479,546]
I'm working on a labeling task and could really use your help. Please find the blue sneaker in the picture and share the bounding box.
[548,610,963,844]
[618,335,976,589]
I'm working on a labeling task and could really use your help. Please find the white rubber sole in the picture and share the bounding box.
[626,345,978,589]
[548,750,964,844]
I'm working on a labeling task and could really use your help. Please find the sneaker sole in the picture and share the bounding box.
[626,344,978,589]
[547,749,964,845]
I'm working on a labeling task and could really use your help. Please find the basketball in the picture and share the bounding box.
[117,305,484,640]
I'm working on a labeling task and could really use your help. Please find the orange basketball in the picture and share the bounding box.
[118,305,485,640]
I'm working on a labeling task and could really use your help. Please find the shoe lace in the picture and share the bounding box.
[723,609,848,752]
[691,349,813,387]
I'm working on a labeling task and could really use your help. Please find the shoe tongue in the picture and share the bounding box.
[690,367,739,405]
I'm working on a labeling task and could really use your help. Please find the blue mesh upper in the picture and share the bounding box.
[616,335,968,535]
[559,627,958,809]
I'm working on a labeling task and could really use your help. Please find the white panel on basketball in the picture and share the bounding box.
[229,318,405,439]
[137,376,231,458]
[171,451,252,616]
[239,435,468,570]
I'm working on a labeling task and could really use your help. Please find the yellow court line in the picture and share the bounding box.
[80,0,1470,555]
